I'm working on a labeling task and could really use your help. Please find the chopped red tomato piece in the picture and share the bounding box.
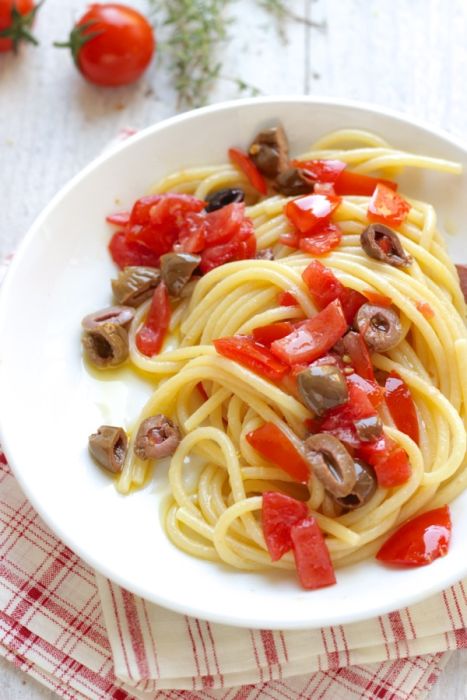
[313,182,336,196]
[302,260,366,323]
[246,423,310,482]
[228,147,268,195]
[376,506,451,566]
[320,381,377,449]
[334,170,397,196]
[299,221,342,256]
[363,290,392,307]
[285,193,341,235]
[214,336,288,381]
[278,290,298,306]
[203,203,246,246]
[135,282,171,357]
[200,220,256,274]
[290,517,336,590]
[279,231,299,248]
[416,300,435,319]
[106,210,130,226]
[108,231,161,269]
[342,331,374,381]
[291,159,346,183]
[262,492,309,561]
[385,372,419,444]
[347,373,384,409]
[358,434,411,487]
[368,184,411,227]
[270,299,347,365]
[252,321,294,346]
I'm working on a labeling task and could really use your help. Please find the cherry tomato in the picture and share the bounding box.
[357,434,411,487]
[135,282,171,357]
[368,184,411,227]
[270,299,348,365]
[342,330,374,381]
[57,3,155,87]
[246,423,310,482]
[320,381,377,449]
[108,230,160,269]
[252,321,295,347]
[262,492,308,561]
[277,290,298,306]
[228,148,268,195]
[0,0,41,52]
[298,221,342,256]
[385,371,419,444]
[301,260,366,324]
[291,517,336,590]
[376,506,451,566]
[214,336,288,382]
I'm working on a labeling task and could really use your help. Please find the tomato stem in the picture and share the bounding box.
[53,20,103,66]
[0,0,45,51]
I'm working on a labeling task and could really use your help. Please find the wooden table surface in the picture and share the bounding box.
[1,0,467,697]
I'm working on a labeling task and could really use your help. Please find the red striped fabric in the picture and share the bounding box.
[0,453,463,700]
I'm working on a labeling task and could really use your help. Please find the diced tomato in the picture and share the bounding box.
[285,193,341,235]
[299,221,342,256]
[270,299,347,365]
[313,182,336,196]
[126,193,206,257]
[342,331,374,381]
[334,170,397,196]
[278,290,298,306]
[214,336,288,381]
[368,184,411,227]
[301,260,366,323]
[290,517,336,590]
[135,282,171,357]
[416,300,435,319]
[262,492,309,561]
[246,423,310,482]
[279,231,299,247]
[357,434,411,487]
[228,147,268,195]
[108,231,161,269]
[106,210,130,226]
[203,203,246,245]
[252,322,294,346]
[363,290,392,307]
[320,381,377,448]
[200,220,256,274]
[347,373,384,409]
[176,211,206,253]
[376,506,451,567]
[385,372,419,444]
[291,159,346,183]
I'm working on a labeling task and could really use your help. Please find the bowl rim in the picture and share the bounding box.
[2,95,467,629]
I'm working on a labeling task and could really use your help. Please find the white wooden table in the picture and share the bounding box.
[1,0,467,697]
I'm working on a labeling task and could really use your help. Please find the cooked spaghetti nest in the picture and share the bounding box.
[117,128,467,570]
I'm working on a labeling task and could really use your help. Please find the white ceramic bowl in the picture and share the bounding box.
[1,97,467,630]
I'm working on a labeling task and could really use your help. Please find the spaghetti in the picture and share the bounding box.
[87,127,467,586]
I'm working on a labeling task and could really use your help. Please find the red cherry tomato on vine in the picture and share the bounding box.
[0,0,41,52]
[55,3,155,87]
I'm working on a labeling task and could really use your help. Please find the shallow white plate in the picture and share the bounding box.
[1,97,467,630]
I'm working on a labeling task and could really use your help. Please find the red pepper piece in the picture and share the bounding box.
[357,434,411,487]
[262,492,309,561]
[214,336,288,381]
[108,231,161,269]
[290,159,346,183]
[135,282,171,357]
[228,147,268,195]
[106,210,130,226]
[385,371,419,444]
[299,221,342,256]
[363,290,392,307]
[270,299,348,365]
[368,184,411,227]
[246,423,310,482]
[334,170,397,196]
[290,517,336,590]
[277,290,298,307]
[376,506,451,566]
[252,321,295,347]
[285,193,341,235]
[342,331,374,381]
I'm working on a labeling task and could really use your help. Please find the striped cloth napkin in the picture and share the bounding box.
[1,450,467,700]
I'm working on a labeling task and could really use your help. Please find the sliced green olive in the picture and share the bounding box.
[88,425,128,473]
[160,252,201,298]
[111,266,161,307]
[82,323,129,368]
[297,364,348,416]
[304,433,356,498]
